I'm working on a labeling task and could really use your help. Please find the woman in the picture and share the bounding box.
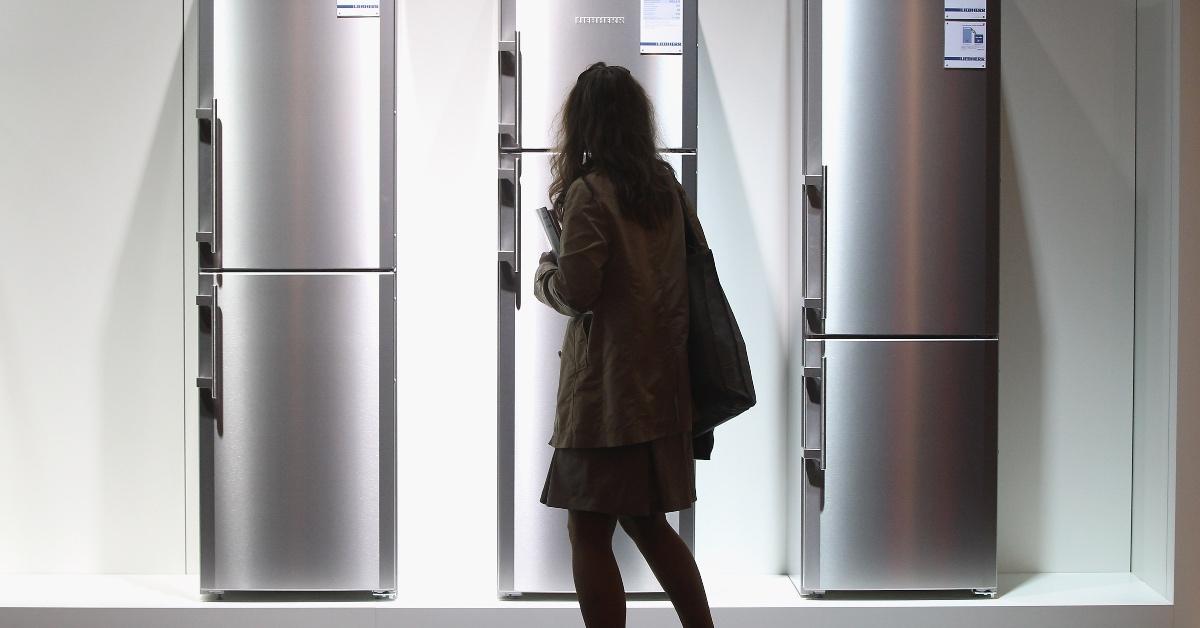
[533,62,715,628]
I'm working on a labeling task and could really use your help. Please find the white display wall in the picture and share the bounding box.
[996,0,1137,573]
[388,0,502,597]
[1,0,1196,625]
[391,0,793,591]
[383,0,1152,586]
[0,0,185,574]
[1133,0,1179,598]
[691,0,792,574]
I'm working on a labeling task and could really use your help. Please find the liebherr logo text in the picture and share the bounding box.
[575,16,625,24]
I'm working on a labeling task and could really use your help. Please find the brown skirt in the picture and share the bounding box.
[540,430,696,515]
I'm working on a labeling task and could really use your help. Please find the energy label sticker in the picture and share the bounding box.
[944,21,987,69]
[640,0,683,55]
[336,2,379,18]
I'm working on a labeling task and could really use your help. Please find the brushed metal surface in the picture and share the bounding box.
[811,338,998,591]
[379,0,397,274]
[509,0,693,150]
[211,0,383,269]
[198,275,218,589]
[377,0,398,592]
[377,273,397,591]
[497,153,520,595]
[206,273,385,591]
[820,0,995,336]
[799,340,823,594]
[800,0,824,337]
[502,153,691,594]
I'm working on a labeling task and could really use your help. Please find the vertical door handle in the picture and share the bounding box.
[819,355,826,470]
[195,99,222,263]
[195,286,222,419]
[498,158,522,308]
[803,166,827,321]
[801,357,826,471]
[498,32,522,149]
[820,165,828,321]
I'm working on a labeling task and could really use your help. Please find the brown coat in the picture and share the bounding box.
[534,173,708,449]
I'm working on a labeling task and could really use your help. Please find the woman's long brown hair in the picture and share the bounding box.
[548,62,678,229]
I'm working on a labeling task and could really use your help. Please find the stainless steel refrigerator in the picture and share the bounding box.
[497,0,697,596]
[195,0,397,596]
[796,0,1000,596]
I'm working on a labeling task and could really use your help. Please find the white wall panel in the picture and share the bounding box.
[1132,0,1178,598]
[392,0,501,597]
[0,0,1164,586]
[997,0,1136,572]
[694,0,791,576]
[184,0,200,575]
[391,0,792,591]
[0,1,185,573]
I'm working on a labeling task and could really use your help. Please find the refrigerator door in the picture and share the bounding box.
[811,0,997,336]
[200,0,394,270]
[500,0,696,151]
[197,272,396,592]
[498,153,695,594]
[801,338,997,592]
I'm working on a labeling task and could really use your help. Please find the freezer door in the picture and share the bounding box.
[810,0,997,336]
[199,0,394,270]
[498,153,695,594]
[197,272,395,592]
[801,339,997,592]
[500,0,696,150]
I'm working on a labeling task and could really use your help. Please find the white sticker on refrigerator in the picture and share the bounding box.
[336,2,379,18]
[944,21,987,69]
[945,0,987,21]
[640,0,683,55]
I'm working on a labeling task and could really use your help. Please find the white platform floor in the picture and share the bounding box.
[0,572,1172,628]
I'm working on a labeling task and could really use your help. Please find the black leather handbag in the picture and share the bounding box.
[680,189,756,459]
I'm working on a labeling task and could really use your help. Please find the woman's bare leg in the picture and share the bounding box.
[568,510,625,628]
[619,513,715,628]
